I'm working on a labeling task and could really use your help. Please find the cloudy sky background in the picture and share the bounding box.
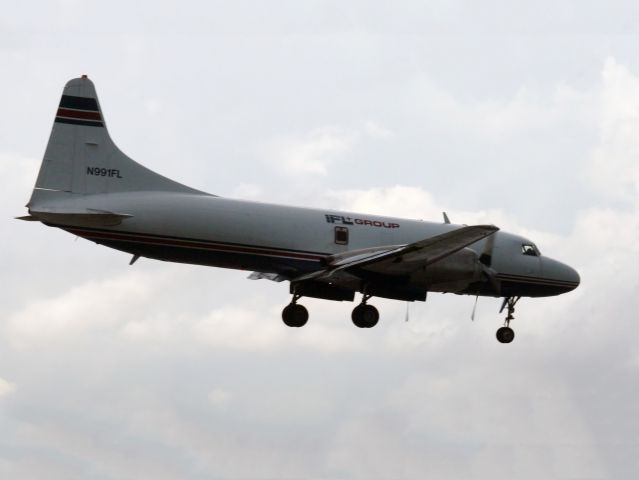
[2,1,639,478]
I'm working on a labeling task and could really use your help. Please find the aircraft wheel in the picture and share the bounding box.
[282,303,309,328]
[351,304,379,328]
[496,326,515,344]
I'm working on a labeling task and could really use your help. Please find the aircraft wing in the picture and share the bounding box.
[293,225,498,283]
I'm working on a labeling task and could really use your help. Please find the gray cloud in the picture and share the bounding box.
[2,2,639,479]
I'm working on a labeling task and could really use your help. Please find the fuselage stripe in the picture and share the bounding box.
[496,273,578,287]
[65,227,326,262]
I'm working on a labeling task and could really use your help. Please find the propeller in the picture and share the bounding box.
[479,231,495,267]
[478,232,501,294]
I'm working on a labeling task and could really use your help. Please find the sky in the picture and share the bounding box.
[2,1,639,479]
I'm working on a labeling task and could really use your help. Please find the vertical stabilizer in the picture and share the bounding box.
[29,76,205,209]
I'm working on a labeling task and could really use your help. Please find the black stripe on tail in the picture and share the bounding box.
[55,95,104,127]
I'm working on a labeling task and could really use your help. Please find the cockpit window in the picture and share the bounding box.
[521,244,540,257]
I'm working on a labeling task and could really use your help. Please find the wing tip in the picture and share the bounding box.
[476,224,500,233]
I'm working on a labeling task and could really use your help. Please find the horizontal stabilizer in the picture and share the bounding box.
[26,209,133,227]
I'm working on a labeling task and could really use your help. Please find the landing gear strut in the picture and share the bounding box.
[496,296,520,343]
[282,293,309,328]
[351,294,379,328]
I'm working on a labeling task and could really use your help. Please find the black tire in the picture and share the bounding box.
[282,304,309,327]
[351,304,379,328]
[496,326,515,343]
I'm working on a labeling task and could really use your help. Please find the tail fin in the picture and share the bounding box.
[29,76,204,209]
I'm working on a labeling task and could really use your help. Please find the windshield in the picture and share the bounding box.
[521,243,540,257]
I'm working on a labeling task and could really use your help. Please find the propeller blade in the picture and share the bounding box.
[481,264,502,294]
[479,232,496,267]
[477,230,501,294]
[405,302,410,322]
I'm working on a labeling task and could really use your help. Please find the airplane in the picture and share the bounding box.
[19,76,580,343]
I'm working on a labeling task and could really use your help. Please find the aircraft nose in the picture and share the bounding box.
[542,257,581,292]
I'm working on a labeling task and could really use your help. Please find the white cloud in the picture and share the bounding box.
[326,185,441,220]
[468,83,593,139]
[382,302,461,351]
[364,120,394,139]
[260,127,353,176]
[192,301,367,353]
[5,267,369,353]
[230,182,263,200]
[324,184,529,236]
[402,70,594,147]
[591,57,639,202]
[0,377,16,398]
[0,152,39,213]
[6,270,162,348]
[144,98,162,115]
[192,305,286,350]
[120,315,177,343]
[259,120,392,180]
[207,388,232,408]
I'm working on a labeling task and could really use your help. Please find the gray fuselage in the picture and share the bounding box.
[44,191,580,299]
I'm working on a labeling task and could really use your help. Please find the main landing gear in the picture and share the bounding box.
[281,292,521,342]
[281,293,380,329]
[281,293,309,328]
[496,296,520,344]
[351,294,379,329]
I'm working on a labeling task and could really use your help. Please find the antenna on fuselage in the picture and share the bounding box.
[471,295,479,321]
[442,212,451,224]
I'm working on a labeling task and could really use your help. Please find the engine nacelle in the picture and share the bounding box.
[417,248,482,292]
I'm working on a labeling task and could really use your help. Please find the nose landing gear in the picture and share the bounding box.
[351,294,379,328]
[496,296,520,343]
